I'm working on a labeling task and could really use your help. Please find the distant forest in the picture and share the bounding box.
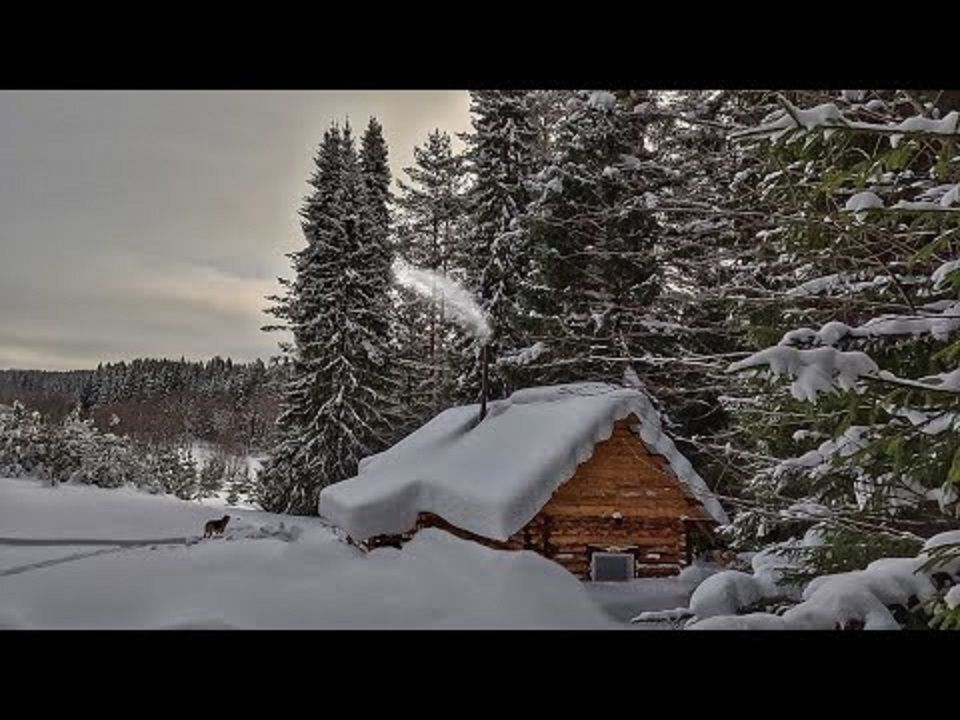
[0,357,281,452]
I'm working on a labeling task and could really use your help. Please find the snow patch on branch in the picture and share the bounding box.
[728,346,879,401]
[940,184,960,208]
[844,191,884,222]
[932,257,960,289]
[777,301,960,349]
[888,111,960,148]
[841,90,867,103]
[784,272,909,298]
[914,368,960,393]
[923,530,960,552]
[774,427,869,478]
[735,101,959,147]
[946,586,960,609]
[891,405,959,436]
[587,91,617,110]
[732,101,848,142]
[857,306,960,340]
[891,199,960,212]
[497,342,547,367]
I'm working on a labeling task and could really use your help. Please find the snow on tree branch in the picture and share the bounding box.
[733,97,960,146]
[728,346,879,401]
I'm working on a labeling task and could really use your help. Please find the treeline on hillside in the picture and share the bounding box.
[0,402,255,503]
[0,357,281,452]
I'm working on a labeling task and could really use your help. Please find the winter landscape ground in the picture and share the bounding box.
[0,474,715,629]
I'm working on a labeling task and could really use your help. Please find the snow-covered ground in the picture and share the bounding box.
[585,575,710,626]
[189,441,265,477]
[0,475,700,629]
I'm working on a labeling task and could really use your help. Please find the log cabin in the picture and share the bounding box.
[319,383,728,581]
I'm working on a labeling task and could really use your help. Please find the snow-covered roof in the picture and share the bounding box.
[319,383,728,543]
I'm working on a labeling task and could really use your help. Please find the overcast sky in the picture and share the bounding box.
[0,91,472,370]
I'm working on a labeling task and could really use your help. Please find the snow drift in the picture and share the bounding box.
[0,476,616,629]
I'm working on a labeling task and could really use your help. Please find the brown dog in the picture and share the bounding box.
[204,515,231,538]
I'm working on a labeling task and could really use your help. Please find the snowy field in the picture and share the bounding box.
[0,476,705,629]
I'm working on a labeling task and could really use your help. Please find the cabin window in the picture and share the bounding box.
[591,552,635,582]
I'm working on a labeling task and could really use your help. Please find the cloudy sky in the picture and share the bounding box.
[0,91,472,370]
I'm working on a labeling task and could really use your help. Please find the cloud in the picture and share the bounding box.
[121,262,277,323]
[0,255,287,369]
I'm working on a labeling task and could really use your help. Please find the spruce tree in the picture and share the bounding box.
[520,90,663,387]
[223,456,250,505]
[258,121,398,514]
[198,453,227,499]
[394,129,468,419]
[450,91,541,401]
[357,117,402,440]
[624,90,779,496]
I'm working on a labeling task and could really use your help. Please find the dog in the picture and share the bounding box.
[204,515,231,538]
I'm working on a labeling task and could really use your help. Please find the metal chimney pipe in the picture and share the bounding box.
[478,344,489,423]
